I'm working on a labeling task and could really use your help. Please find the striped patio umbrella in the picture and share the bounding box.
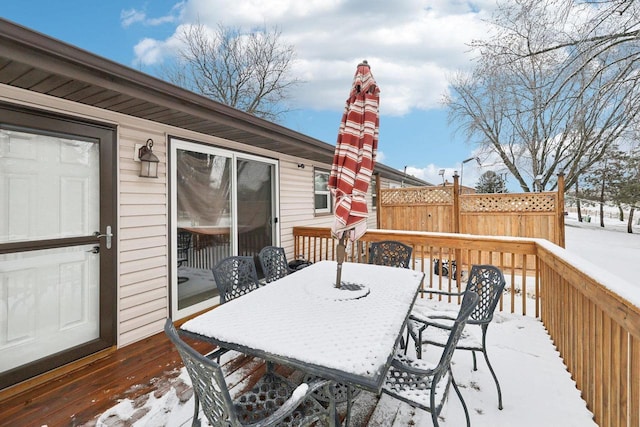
[328,60,380,287]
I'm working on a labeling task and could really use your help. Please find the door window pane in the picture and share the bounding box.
[0,129,99,243]
[0,245,100,372]
[237,159,274,258]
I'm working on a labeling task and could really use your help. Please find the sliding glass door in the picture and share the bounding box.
[170,138,278,319]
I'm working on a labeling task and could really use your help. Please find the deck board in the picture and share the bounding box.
[0,332,215,426]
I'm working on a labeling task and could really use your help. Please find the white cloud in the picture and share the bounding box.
[121,3,184,28]
[133,38,171,65]
[131,0,494,114]
[121,9,146,28]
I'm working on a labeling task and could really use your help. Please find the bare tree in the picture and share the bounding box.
[161,22,301,122]
[445,0,640,192]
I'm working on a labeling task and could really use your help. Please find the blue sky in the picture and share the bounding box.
[2,0,509,189]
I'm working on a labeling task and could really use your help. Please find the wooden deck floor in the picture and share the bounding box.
[0,330,215,426]
[0,328,415,427]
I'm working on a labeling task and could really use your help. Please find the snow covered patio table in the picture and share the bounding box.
[181,260,425,393]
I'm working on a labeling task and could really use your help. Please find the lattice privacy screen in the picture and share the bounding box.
[381,187,453,205]
[460,193,557,213]
[381,187,556,213]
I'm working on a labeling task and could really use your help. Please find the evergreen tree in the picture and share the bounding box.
[610,148,640,233]
[475,171,507,193]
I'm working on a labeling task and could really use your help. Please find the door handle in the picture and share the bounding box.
[94,225,113,249]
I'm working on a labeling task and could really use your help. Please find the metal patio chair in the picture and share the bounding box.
[177,230,192,284]
[408,264,507,410]
[382,290,479,427]
[368,240,413,349]
[258,246,294,283]
[369,240,413,268]
[212,256,261,304]
[212,255,277,373]
[165,319,338,427]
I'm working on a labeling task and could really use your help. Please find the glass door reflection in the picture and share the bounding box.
[175,148,231,311]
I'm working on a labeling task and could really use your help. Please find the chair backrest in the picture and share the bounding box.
[258,246,290,283]
[164,318,241,427]
[369,240,413,268]
[212,256,260,304]
[465,265,507,324]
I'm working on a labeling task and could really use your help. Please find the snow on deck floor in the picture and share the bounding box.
[95,298,595,427]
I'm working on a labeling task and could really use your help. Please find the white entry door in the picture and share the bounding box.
[0,106,116,388]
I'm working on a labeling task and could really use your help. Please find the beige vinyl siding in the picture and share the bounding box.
[279,161,334,258]
[117,124,168,346]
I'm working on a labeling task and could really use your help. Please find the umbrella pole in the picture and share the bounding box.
[335,233,347,288]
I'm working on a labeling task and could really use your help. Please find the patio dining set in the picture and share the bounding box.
[168,241,507,426]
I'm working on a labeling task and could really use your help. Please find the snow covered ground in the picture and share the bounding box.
[565,213,640,287]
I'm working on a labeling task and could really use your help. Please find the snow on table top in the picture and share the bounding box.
[181,260,424,389]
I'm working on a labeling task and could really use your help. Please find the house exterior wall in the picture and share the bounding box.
[1,84,395,349]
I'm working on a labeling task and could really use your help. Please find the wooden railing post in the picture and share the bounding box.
[453,172,460,233]
[375,173,381,229]
[557,170,566,248]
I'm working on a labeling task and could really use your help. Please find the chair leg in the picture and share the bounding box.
[430,381,441,427]
[344,386,353,427]
[403,327,410,355]
[415,328,423,359]
[191,393,201,427]
[451,370,471,427]
[326,382,339,427]
[471,350,478,370]
[399,334,407,351]
[482,328,503,410]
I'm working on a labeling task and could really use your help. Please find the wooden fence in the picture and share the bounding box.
[292,226,639,426]
[378,173,566,247]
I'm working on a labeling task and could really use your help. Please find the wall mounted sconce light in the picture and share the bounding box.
[138,139,159,178]
[297,163,305,169]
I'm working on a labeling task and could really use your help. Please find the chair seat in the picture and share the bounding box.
[234,373,328,425]
[301,374,359,404]
[410,304,484,350]
[383,353,451,412]
[409,319,482,351]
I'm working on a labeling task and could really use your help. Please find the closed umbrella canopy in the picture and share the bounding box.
[329,60,380,287]
[329,60,380,242]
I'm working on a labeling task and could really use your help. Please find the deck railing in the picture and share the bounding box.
[293,227,640,427]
